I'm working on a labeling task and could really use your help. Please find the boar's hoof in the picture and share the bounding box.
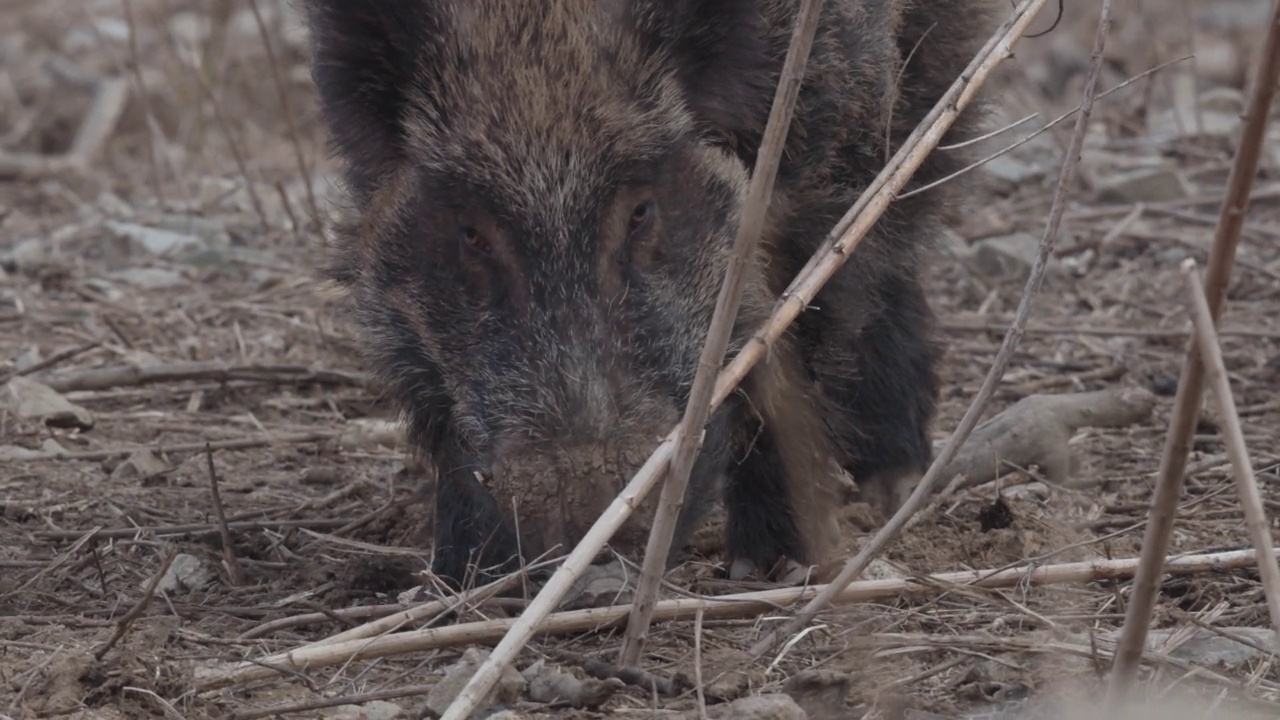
[728,557,825,585]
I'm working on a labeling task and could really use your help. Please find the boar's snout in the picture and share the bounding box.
[486,405,685,561]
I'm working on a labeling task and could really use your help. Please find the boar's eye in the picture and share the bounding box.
[458,226,492,255]
[628,201,653,234]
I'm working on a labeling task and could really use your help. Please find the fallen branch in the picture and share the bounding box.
[36,361,367,393]
[1180,259,1280,642]
[5,431,339,463]
[193,547,1271,691]
[939,387,1156,490]
[1103,0,1280,704]
[33,518,356,542]
[747,0,1113,659]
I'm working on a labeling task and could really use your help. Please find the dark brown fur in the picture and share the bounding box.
[300,0,1001,587]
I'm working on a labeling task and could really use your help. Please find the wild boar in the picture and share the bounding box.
[299,0,999,590]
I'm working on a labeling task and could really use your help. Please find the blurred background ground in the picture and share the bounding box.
[1,0,1279,718]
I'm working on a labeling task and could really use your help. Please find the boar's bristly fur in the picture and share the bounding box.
[300,0,1001,588]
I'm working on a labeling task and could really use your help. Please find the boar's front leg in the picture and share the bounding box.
[723,343,843,582]
[816,266,943,519]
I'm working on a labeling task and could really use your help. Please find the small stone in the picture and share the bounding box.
[323,701,406,720]
[111,449,169,481]
[110,267,185,289]
[708,694,808,720]
[862,559,904,581]
[1097,167,1191,204]
[0,438,67,461]
[982,154,1043,186]
[81,278,125,302]
[6,377,94,430]
[1000,481,1050,502]
[105,220,205,257]
[782,670,853,720]
[562,559,632,609]
[1150,374,1180,397]
[1200,88,1246,114]
[423,648,527,719]
[970,233,1043,279]
[300,467,343,485]
[13,347,43,373]
[152,553,214,594]
[15,238,48,265]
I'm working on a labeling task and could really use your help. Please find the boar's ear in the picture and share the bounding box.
[299,1,446,193]
[633,0,777,146]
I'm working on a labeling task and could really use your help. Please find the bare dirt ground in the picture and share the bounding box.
[2,1,1279,718]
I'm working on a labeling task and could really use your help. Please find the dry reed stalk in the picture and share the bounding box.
[194,547,1272,691]
[619,0,829,667]
[747,0,1109,659]
[439,1,1050,715]
[1180,259,1280,642]
[1104,0,1280,704]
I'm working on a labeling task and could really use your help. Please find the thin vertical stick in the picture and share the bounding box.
[1104,0,1280,704]
[1180,258,1280,642]
[618,0,828,667]
[747,0,1100,659]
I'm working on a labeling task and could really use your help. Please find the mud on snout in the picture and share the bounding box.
[482,429,684,567]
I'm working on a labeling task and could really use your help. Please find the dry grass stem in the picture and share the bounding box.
[619,0,828,669]
[195,547,1271,692]
[13,431,339,462]
[204,444,246,587]
[1104,0,1280,704]
[34,361,367,393]
[748,0,1110,659]
[1180,259,1280,642]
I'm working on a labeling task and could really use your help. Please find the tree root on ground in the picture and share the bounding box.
[937,386,1156,492]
